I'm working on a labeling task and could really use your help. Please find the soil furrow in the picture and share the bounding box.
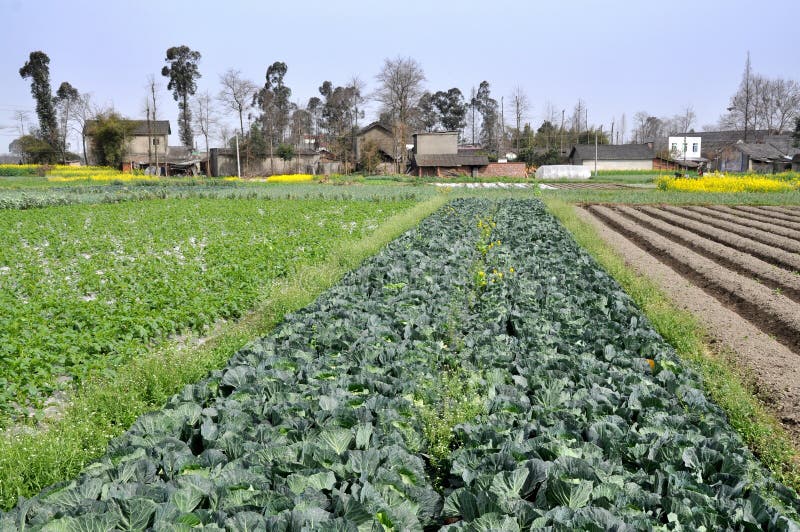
[587,205,800,354]
[686,205,800,241]
[638,206,800,273]
[660,205,800,254]
[712,205,800,232]
[614,206,800,304]
[576,207,800,438]
[754,206,800,221]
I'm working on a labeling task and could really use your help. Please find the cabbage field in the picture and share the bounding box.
[2,198,798,529]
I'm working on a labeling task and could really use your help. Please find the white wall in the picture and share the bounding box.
[667,136,701,160]
[581,159,654,170]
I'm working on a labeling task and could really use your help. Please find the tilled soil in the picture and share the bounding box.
[576,203,800,441]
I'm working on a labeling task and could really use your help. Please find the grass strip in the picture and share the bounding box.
[0,194,449,511]
[544,197,800,493]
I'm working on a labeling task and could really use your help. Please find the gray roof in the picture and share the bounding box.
[735,142,789,162]
[570,144,654,162]
[358,121,391,137]
[86,119,171,136]
[414,154,489,167]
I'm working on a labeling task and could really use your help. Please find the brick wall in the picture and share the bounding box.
[477,162,528,178]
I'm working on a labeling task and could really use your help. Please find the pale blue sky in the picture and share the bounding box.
[1,0,798,151]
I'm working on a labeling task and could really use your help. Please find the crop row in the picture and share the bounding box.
[0,198,413,419]
[2,199,797,529]
[0,182,433,210]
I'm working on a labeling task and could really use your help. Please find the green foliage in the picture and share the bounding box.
[0,198,412,420]
[19,51,58,152]
[161,45,202,147]
[86,112,131,167]
[255,61,291,149]
[275,142,295,161]
[8,135,57,164]
[518,146,561,167]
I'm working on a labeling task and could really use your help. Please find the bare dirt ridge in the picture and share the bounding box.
[576,204,800,440]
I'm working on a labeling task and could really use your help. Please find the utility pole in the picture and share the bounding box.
[560,109,565,155]
[500,96,505,156]
[235,133,241,178]
[594,131,598,177]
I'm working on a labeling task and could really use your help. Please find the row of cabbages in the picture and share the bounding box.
[2,198,798,530]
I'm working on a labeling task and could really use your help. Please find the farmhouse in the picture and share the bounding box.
[410,131,487,177]
[568,144,654,170]
[355,122,399,173]
[670,130,800,173]
[85,119,170,167]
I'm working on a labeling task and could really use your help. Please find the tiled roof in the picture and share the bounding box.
[414,154,489,167]
[570,144,654,161]
[86,120,171,136]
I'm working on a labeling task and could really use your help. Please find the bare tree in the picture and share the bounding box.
[509,86,530,151]
[68,93,98,164]
[374,56,426,169]
[632,111,663,144]
[720,52,753,139]
[218,69,257,138]
[192,90,218,158]
[143,75,163,166]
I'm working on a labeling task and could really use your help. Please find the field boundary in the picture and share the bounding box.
[544,197,800,493]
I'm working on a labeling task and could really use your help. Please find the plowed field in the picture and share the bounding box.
[578,204,800,438]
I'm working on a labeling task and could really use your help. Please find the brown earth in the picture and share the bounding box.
[638,205,800,272]
[576,204,800,441]
[721,205,800,232]
[660,205,800,254]
[756,205,800,221]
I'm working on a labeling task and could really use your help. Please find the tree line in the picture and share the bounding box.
[12,49,800,169]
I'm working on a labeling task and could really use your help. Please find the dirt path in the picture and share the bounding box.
[576,205,800,441]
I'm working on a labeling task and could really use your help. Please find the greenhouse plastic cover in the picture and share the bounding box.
[536,165,592,180]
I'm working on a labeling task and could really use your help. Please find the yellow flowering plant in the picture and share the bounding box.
[265,174,314,183]
[657,172,800,193]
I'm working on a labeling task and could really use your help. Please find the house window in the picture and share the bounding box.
[692,143,698,153]
[671,143,677,151]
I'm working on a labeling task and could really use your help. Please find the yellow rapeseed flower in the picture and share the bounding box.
[657,173,799,193]
[265,174,314,183]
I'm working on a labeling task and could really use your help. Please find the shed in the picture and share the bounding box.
[568,144,654,170]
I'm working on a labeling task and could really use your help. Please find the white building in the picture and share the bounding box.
[667,136,701,160]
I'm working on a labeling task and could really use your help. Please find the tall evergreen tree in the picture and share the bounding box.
[161,45,202,147]
[475,81,499,153]
[19,51,58,154]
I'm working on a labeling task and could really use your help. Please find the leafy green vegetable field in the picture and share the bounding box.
[3,198,797,529]
[0,180,434,210]
[0,198,413,420]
